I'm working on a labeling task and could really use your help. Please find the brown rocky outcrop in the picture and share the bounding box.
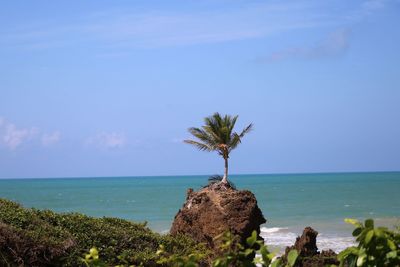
[283,227,339,267]
[170,183,266,248]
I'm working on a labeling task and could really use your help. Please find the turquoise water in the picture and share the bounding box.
[1,172,399,252]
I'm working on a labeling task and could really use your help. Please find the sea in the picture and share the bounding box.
[0,172,399,254]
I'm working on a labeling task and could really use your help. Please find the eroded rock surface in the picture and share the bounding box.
[283,227,339,267]
[170,183,266,248]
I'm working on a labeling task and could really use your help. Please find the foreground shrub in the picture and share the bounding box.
[209,231,298,267]
[83,231,298,267]
[0,199,206,267]
[0,199,75,266]
[338,218,400,267]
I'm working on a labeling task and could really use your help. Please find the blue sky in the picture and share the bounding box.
[1,0,399,178]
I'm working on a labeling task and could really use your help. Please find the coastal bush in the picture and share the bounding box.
[209,231,298,267]
[0,198,207,266]
[338,218,400,267]
[0,199,75,266]
[83,231,299,267]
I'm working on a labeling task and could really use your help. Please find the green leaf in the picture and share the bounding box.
[345,218,361,227]
[386,251,397,259]
[244,248,254,257]
[356,254,366,267]
[259,245,271,264]
[364,230,374,244]
[338,247,358,261]
[387,240,397,250]
[271,258,282,267]
[352,227,362,237]
[287,250,298,267]
[374,228,384,238]
[246,231,257,247]
[212,259,221,267]
[364,219,374,229]
[348,256,358,267]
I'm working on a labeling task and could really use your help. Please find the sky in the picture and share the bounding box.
[1,0,399,178]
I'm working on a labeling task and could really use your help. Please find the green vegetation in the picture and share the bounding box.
[184,113,253,184]
[84,231,298,267]
[338,218,400,267]
[0,198,206,266]
[1,198,400,266]
[209,231,298,267]
[82,219,400,267]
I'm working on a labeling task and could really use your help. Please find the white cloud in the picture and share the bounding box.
[0,117,61,150]
[87,132,127,149]
[42,131,61,146]
[0,122,38,150]
[260,29,351,63]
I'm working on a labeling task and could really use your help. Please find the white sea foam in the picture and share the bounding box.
[260,227,297,253]
[260,227,356,254]
[260,227,288,233]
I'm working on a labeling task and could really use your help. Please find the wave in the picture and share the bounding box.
[260,227,288,233]
[260,227,355,254]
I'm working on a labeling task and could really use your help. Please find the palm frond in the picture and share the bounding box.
[204,113,225,142]
[185,113,253,157]
[203,125,223,144]
[239,123,253,138]
[188,127,214,144]
[228,133,242,151]
[183,140,213,151]
[228,115,238,132]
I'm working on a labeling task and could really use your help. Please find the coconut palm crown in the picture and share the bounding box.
[184,113,253,184]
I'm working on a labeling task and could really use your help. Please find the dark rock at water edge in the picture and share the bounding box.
[282,227,339,267]
[170,182,266,248]
[287,227,318,258]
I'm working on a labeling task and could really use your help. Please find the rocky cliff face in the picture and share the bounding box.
[170,183,266,248]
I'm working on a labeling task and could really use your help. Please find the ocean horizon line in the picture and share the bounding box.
[1,170,399,180]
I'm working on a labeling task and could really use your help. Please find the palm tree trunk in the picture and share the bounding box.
[222,157,228,184]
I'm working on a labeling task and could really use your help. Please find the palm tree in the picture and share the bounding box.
[184,113,253,184]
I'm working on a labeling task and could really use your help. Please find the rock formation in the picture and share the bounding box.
[283,227,339,267]
[287,227,319,257]
[170,183,266,248]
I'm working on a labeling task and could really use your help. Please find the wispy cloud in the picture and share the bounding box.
[86,132,127,149]
[260,28,351,63]
[0,2,344,50]
[359,0,387,16]
[42,131,61,146]
[0,1,393,56]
